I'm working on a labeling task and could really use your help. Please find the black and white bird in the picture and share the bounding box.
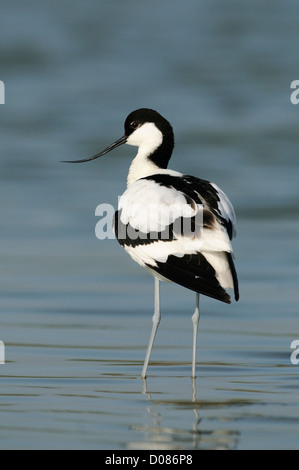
[65,108,239,378]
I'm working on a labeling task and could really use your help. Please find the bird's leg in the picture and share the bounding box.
[141,277,161,378]
[191,293,200,378]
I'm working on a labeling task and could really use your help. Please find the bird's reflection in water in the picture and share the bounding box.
[128,377,239,450]
[191,378,201,447]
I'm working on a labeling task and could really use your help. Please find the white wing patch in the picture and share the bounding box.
[119,178,198,233]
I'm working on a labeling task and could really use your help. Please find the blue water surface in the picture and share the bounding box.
[0,0,299,450]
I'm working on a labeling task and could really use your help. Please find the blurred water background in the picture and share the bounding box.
[0,0,299,450]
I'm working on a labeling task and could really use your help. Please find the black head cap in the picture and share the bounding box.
[124,108,175,168]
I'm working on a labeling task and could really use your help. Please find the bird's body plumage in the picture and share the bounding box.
[115,172,239,304]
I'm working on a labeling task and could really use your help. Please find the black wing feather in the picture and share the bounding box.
[148,253,231,304]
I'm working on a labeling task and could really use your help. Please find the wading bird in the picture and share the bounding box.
[65,108,239,378]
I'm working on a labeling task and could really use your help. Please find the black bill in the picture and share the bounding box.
[62,135,127,163]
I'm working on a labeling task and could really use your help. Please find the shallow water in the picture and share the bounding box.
[1,0,299,450]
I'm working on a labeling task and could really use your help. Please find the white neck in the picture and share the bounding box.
[127,151,160,187]
[126,122,163,187]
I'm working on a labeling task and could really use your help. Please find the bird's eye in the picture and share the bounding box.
[130,121,139,129]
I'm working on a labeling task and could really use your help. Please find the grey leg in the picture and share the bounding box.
[191,293,200,378]
[141,277,161,378]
